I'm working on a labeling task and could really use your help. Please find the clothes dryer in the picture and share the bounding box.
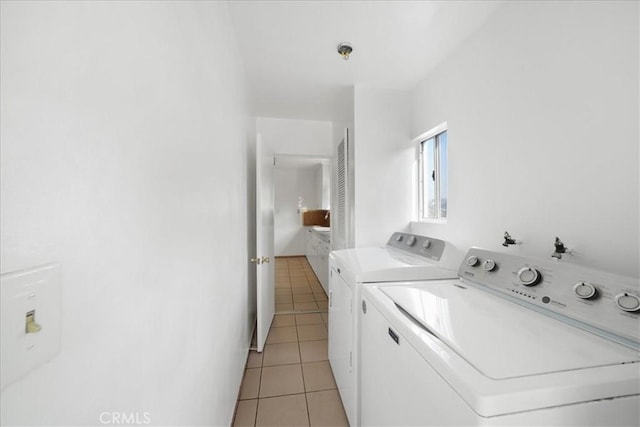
[328,232,461,426]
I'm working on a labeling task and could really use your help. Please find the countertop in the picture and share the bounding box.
[309,226,330,243]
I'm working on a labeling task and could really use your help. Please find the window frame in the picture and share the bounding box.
[415,122,448,223]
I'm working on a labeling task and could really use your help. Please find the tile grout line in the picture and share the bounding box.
[292,260,314,426]
[258,391,309,400]
[304,391,312,427]
[296,314,313,427]
[253,314,268,427]
[255,365,262,425]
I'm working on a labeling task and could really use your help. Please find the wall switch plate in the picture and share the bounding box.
[1,264,61,389]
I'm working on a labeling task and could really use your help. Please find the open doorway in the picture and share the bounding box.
[272,154,331,315]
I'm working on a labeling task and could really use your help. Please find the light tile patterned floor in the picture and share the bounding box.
[274,256,329,313]
[233,257,348,427]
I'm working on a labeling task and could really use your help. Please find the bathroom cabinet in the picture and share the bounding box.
[305,227,330,293]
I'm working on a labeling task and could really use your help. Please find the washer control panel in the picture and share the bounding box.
[459,248,640,347]
[386,233,446,261]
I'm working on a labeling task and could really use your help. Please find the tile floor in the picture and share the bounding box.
[274,257,329,313]
[233,257,348,427]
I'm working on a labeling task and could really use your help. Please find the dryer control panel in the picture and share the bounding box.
[386,233,446,261]
[458,248,640,349]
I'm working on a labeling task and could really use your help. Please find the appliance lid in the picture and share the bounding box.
[330,246,457,283]
[381,282,640,380]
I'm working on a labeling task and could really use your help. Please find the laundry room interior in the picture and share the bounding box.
[1,1,638,427]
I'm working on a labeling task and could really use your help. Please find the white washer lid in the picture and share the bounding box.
[381,282,640,379]
[330,247,457,283]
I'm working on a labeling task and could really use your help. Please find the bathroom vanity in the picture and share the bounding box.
[306,226,330,293]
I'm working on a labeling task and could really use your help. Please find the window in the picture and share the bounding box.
[418,124,448,220]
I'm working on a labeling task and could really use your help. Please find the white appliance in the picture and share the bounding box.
[328,232,461,426]
[360,247,640,426]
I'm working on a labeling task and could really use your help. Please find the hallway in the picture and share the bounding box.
[233,257,347,426]
[274,256,329,313]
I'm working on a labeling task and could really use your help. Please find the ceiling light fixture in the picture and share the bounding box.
[337,43,353,60]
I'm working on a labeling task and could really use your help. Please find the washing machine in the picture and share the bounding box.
[360,247,640,426]
[328,232,461,426]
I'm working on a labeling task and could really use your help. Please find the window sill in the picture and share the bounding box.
[416,218,447,225]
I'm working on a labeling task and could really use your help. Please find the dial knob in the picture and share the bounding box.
[466,256,479,267]
[396,235,403,242]
[422,239,431,249]
[518,267,542,286]
[406,236,417,246]
[482,259,497,272]
[573,282,598,300]
[615,292,640,313]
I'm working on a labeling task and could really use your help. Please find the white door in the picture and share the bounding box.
[255,135,275,352]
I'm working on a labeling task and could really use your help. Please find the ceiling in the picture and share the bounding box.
[227,1,502,121]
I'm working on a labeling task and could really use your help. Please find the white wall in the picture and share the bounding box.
[316,162,331,210]
[315,164,324,208]
[257,117,333,155]
[331,88,355,249]
[0,2,253,426]
[353,87,413,247]
[411,1,639,278]
[331,88,355,153]
[274,167,318,256]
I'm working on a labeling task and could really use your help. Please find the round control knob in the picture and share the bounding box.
[466,256,480,267]
[518,267,542,286]
[573,282,598,300]
[406,236,417,246]
[422,239,431,249]
[615,292,640,313]
[482,259,497,272]
[396,235,403,242]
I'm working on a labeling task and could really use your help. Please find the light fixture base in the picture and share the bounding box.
[337,43,353,60]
